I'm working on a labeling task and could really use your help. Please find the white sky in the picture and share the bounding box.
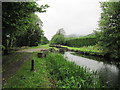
[36,0,107,40]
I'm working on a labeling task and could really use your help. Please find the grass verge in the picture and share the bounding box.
[28,44,50,49]
[3,52,52,88]
[3,52,103,88]
[45,53,102,88]
[62,45,105,56]
[28,44,59,51]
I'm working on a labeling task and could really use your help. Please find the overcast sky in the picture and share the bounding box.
[36,0,106,40]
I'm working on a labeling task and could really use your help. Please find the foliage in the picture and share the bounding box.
[63,45,102,53]
[46,53,102,88]
[2,2,49,54]
[3,52,103,88]
[98,1,120,59]
[41,36,49,45]
[50,28,65,45]
[16,14,43,47]
[50,34,65,45]
[3,52,52,88]
[65,34,97,47]
[56,28,65,35]
[62,45,104,56]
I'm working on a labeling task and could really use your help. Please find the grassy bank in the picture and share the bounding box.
[62,45,105,56]
[3,52,102,88]
[45,53,102,88]
[63,45,102,52]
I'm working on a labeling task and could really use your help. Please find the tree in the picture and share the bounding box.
[50,28,65,45]
[41,36,49,45]
[16,14,43,47]
[98,1,120,59]
[56,28,65,35]
[50,34,65,45]
[2,2,49,54]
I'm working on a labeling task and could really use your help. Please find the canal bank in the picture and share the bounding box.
[57,45,119,62]
[64,52,120,88]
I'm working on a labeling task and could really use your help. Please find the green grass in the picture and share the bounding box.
[28,44,50,49]
[3,52,52,88]
[3,52,103,88]
[45,53,102,88]
[62,45,105,56]
[63,45,102,52]
[29,44,59,51]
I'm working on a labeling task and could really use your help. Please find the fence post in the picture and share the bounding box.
[31,60,34,71]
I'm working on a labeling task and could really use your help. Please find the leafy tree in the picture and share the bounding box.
[56,28,65,35]
[16,13,43,47]
[2,2,49,54]
[41,36,49,45]
[98,1,120,59]
[50,34,65,45]
[50,28,65,45]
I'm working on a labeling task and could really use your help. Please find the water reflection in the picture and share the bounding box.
[64,52,120,88]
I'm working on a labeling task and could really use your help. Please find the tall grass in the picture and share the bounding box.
[3,52,103,88]
[45,53,102,88]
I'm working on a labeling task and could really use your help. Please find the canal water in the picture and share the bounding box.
[64,52,120,88]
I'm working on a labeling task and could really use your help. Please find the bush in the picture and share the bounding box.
[65,35,97,47]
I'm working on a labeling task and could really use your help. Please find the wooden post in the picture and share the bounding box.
[31,60,34,71]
